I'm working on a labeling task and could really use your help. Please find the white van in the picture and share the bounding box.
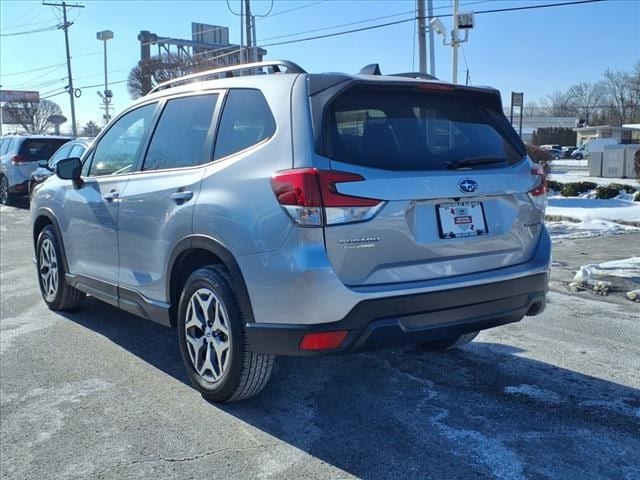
[572,138,619,159]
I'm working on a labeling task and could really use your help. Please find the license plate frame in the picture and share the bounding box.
[436,201,488,239]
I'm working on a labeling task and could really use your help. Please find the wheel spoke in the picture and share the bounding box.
[212,300,229,337]
[212,339,229,375]
[200,343,219,381]
[185,300,203,331]
[186,334,204,368]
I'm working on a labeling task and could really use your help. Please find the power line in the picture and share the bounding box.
[0,62,67,77]
[0,24,60,37]
[259,0,326,20]
[261,0,604,48]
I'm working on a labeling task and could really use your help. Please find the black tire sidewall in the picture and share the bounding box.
[36,226,65,307]
[0,176,10,205]
[177,267,245,401]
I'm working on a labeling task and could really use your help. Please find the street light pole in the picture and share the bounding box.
[451,0,459,84]
[96,30,114,125]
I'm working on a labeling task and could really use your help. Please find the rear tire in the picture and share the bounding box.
[418,331,479,351]
[0,175,14,205]
[177,265,274,402]
[36,225,85,311]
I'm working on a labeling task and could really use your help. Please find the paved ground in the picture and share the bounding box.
[1,200,639,480]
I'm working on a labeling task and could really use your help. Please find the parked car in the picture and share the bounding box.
[31,60,550,402]
[572,138,619,159]
[0,135,71,205]
[548,148,563,160]
[29,138,93,197]
[562,146,577,158]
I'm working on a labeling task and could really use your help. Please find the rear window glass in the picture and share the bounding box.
[19,139,70,162]
[324,87,522,171]
[213,89,275,160]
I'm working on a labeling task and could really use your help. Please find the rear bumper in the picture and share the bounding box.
[8,180,29,195]
[246,272,548,356]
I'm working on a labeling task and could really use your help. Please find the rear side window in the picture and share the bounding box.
[0,139,8,155]
[48,144,73,168]
[213,89,276,160]
[69,143,87,159]
[143,94,218,171]
[19,139,70,162]
[324,86,522,171]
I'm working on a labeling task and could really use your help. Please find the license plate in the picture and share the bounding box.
[437,201,488,239]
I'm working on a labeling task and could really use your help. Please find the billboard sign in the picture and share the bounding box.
[0,90,40,103]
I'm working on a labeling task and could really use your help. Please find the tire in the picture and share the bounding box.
[0,175,14,205]
[418,331,480,351]
[36,225,85,311]
[177,265,274,402]
[574,153,583,160]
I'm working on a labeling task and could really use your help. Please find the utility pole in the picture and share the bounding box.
[417,0,426,74]
[427,0,435,76]
[451,0,459,84]
[43,1,84,136]
[244,0,252,63]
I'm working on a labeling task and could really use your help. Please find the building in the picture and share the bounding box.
[573,125,640,145]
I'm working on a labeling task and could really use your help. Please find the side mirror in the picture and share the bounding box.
[56,157,82,180]
[38,159,50,169]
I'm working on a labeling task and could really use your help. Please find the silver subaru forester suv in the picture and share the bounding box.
[31,61,550,402]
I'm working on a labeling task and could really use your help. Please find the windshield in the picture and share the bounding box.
[323,86,523,171]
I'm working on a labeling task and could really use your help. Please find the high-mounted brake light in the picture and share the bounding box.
[271,168,384,226]
[10,154,28,165]
[416,83,455,92]
[528,164,547,210]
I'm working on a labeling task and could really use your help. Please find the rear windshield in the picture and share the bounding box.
[19,138,70,162]
[323,86,523,171]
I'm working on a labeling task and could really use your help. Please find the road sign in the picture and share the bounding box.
[0,90,40,103]
[511,92,524,108]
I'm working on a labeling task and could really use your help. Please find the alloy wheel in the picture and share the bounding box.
[184,288,231,383]
[0,177,8,204]
[39,238,59,302]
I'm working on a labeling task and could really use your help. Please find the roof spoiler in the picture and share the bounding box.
[357,64,438,80]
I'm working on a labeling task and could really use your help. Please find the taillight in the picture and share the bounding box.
[10,155,28,164]
[271,168,384,226]
[528,164,547,210]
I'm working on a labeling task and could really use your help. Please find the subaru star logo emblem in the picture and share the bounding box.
[458,179,478,193]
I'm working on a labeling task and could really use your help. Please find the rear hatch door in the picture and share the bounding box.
[315,83,544,286]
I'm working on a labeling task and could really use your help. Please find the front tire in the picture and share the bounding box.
[36,225,85,311]
[0,175,14,205]
[177,266,274,402]
[418,331,479,351]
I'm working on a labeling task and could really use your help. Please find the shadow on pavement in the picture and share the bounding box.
[62,296,640,480]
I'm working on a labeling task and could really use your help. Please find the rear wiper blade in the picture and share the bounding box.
[445,157,507,169]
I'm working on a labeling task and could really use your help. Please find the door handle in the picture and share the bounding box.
[170,190,193,203]
[103,190,119,202]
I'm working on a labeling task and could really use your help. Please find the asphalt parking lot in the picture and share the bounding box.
[1,199,639,480]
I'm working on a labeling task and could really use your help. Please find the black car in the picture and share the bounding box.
[29,138,92,196]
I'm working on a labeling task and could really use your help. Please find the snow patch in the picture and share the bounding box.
[571,257,640,299]
[546,219,640,239]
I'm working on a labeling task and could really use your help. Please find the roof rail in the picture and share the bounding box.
[148,60,306,94]
[390,72,439,81]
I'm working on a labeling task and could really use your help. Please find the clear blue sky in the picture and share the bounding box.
[1,0,638,132]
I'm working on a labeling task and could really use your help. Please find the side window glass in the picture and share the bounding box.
[143,94,218,171]
[48,145,73,168]
[69,144,86,159]
[88,104,156,177]
[214,89,276,160]
[1,139,11,155]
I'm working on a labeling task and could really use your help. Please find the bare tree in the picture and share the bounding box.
[2,99,62,134]
[523,100,540,117]
[540,90,575,117]
[602,68,635,125]
[127,53,209,99]
[567,81,604,126]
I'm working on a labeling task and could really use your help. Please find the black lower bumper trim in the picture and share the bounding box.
[246,272,548,356]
